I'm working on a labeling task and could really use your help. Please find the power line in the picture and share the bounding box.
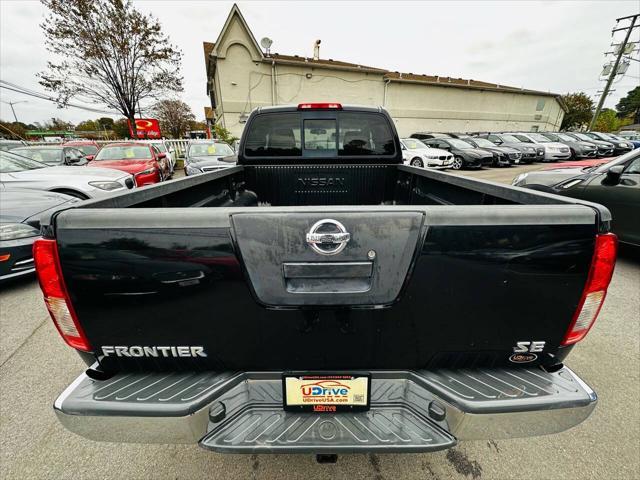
[0,100,27,122]
[0,80,120,116]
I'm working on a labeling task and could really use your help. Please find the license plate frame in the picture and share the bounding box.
[282,372,371,413]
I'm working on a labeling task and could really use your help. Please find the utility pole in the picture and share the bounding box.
[1,100,28,122]
[589,13,639,130]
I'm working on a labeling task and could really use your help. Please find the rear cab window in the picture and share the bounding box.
[243,110,396,161]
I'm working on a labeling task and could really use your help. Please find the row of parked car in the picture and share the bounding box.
[0,136,241,281]
[403,131,638,170]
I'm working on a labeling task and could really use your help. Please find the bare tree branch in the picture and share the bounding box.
[38,0,183,136]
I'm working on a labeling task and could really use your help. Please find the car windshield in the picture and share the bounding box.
[573,133,595,141]
[150,143,167,152]
[600,133,619,141]
[0,142,23,151]
[11,147,62,165]
[188,142,234,157]
[526,133,551,143]
[470,138,495,148]
[401,139,428,149]
[68,145,98,155]
[500,135,521,143]
[556,133,575,142]
[448,139,474,149]
[0,150,47,172]
[95,145,152,160]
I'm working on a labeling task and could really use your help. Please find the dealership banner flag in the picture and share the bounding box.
[128,118,162,139]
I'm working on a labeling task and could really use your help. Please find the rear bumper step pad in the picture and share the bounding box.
[54,367,596,452]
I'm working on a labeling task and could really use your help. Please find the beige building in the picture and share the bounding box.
[204,5,566,138]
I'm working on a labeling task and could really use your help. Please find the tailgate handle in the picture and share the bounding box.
[283,262,372,279]
[283,262,373,294]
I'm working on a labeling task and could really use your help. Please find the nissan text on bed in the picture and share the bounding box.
[38,104,616,460]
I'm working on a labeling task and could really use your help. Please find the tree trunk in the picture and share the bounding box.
[128,116,138,139]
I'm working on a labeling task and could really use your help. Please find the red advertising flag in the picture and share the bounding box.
[127,118,162,139]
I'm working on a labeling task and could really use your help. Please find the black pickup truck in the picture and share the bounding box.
[38,104,617,457]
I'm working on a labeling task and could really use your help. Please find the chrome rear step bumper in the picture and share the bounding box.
[55,367,596,452]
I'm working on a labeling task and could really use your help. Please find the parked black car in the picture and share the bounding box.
[11,145,89,166]
[422,138,493,169]
[585,132,634,156]
[540,132,598,159]
[410,132,454,140]
[462,137,521,166]
[563,133,615,158]
[474,133,541,163]
[513,149,639,245]
[0,187,78,281]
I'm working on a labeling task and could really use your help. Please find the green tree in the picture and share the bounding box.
[213,123,238,144]
[75,120,98,131]
[616,86,640,124]
[560,92,594,131]
[96,117,115,130]
[153,99,194,138]
[0,121,28,140]
[112,118,131,139]
[38,0,183,138]
[593,108,621,132]
[46,118,74,130]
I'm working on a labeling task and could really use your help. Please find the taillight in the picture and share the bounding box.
[562,233,617,346]
[297,103,342,110]
[33,239,91,352]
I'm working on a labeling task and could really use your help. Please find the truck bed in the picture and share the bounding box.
[47,164,609,373]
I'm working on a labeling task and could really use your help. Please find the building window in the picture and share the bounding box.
[531,126,539,132]
[536,99,545,111]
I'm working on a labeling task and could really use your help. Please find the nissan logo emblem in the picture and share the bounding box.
[306,219,350,255]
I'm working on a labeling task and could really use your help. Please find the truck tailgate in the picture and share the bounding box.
[54,204,598,372]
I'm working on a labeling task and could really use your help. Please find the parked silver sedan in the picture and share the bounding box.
[184,140,236,175]
[0,150,135,199]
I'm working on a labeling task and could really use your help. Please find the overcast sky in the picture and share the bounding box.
[1,0,638,125]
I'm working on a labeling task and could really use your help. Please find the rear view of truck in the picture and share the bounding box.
[37,104,617,455]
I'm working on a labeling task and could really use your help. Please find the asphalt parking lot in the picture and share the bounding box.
[1,162,638,480]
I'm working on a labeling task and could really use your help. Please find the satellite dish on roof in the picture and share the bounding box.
[260,37,273,55]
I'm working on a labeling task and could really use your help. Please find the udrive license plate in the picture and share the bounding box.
[282,373,371,413]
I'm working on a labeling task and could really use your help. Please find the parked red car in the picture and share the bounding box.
[88,143,170,186]
[63,140,101,157]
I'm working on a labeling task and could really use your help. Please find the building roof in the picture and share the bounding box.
[383,72,560,98]
[204,4,563,102]
[268,54,387,74]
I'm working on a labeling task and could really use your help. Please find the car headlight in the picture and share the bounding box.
[136,167,156,176]
[88,181,122,191]
[512,173,528,185]
[0,223,40,241]
[618,143,627,147]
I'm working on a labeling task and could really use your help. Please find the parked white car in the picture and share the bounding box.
[400,138,453,169]
[145,140,176,175]
[512,133,571,162]
[0,150,135,199]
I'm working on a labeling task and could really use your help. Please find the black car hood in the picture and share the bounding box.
[0,189,75,224]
